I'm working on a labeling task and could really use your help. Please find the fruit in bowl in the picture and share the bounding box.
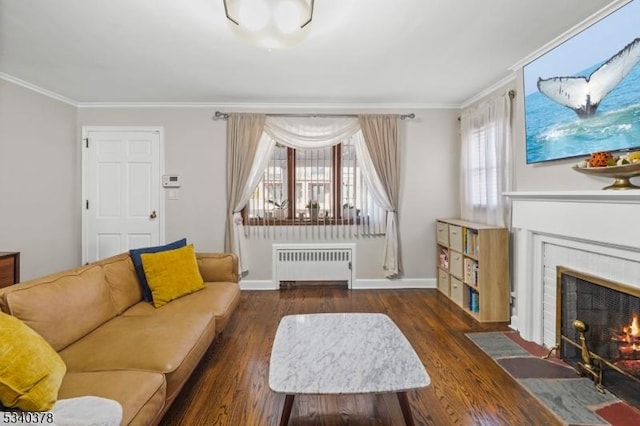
[614,151,640,166]
[588,151,614,167]
[577,150,640,168]
[573,150,640,189]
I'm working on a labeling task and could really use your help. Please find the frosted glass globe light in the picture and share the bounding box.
[238,0,269,31]
[223,0,314,49]
[275,1,303,34]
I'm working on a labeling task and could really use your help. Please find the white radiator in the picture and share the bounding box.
[272,243,356,288]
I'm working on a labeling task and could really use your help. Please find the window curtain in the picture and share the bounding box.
[225,113,267,274]
[460,92,513,227]
[358,115,402,277]
[247,120,388,241]
[263,116,361,148]
[253,116,366,239]
[227,114,403,277]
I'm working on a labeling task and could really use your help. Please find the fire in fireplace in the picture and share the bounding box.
[612,314,640,375]
[557,267,640,408]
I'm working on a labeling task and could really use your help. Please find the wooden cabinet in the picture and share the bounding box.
[436,219,509,322]
[0,252,20,288]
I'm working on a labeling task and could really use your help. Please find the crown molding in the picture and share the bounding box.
[461,73,516,108]
[75,101,461,110]
[1,72,461,110]
[509,0,632,71]
[0,73,78,106]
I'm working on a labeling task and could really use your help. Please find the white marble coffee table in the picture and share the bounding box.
[269,313,430,425]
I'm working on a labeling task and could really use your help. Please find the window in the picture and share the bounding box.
[460,92,512,227]
[468,126,499,208]
[246,138,383,225]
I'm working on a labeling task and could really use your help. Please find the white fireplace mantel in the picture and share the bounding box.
[505,191,640,346]
[504,190,640,202]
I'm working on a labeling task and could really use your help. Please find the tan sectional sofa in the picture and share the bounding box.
[0,251,241,425]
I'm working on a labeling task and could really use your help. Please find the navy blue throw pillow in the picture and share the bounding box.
[130,238,187,302]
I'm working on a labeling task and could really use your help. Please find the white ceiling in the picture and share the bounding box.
[0,0,620,107]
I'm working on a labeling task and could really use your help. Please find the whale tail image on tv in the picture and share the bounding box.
[537,37,640,119]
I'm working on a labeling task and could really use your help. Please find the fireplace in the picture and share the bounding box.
[506,190,640,347]
[558,266,640,408]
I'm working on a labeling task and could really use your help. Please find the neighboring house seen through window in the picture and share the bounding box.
[246,139,383,225]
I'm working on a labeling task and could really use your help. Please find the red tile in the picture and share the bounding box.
[504,332,566,365]
[595,401,640,426]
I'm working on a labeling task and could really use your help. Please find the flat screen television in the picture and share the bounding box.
[523,0,640,164]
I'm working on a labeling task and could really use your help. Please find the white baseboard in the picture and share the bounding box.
[240,280,277,290]
[509,315,519,331]
[239,278,436,291]
[352,278,435,290]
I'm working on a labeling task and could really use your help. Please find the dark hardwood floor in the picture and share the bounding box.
[160,287,561,425]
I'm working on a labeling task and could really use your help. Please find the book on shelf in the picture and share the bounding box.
[467,287,480,313]
[471,290,479,312]
[464,228,479,257]
[463,258,478,286]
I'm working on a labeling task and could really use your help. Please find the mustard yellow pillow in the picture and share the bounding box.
[0,312,66,411]
[141,244,205,308]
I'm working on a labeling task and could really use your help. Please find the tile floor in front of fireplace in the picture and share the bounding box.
[467,331,640,426]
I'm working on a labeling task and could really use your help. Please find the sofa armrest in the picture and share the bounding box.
[196,253,239,283]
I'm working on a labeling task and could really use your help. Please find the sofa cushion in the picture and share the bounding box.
[196,253,239,283]
[0,312,66,411]
[2,265,117,351]
[58,371,166,426]
[94,253,143,314]
[130,238,187,302]
[141,244,205,308]
[124,281,241,335]
[59,309,215,401]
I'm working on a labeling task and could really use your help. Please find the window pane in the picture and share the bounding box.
[295,146,333,216]
[246,137,385,233]
[470,126,499,208]
[249,144,288,219]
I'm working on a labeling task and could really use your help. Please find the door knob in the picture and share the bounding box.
[150,211,157,219]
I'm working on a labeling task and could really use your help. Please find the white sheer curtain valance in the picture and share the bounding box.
[263,116,360,148]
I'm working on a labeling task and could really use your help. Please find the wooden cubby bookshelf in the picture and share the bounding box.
[436,218,509,322]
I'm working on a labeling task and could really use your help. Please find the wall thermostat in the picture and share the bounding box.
[162,174,181,188]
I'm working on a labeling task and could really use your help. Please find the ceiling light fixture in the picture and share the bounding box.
[223,0,314,49]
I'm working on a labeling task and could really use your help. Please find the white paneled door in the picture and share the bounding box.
[82,128,164,263]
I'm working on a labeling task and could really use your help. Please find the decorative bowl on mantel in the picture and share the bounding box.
[572,162,640,190]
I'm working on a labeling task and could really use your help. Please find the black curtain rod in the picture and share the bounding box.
[212,111,416,120]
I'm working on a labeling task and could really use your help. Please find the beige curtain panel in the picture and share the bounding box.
[358,115,402,277]
[224,113,266,274]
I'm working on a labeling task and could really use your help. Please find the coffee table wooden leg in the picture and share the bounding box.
[279,394,295,426]
[397,391,415,426]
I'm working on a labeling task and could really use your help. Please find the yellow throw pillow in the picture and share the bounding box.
[0,312,66,411]
[141,244,205,308]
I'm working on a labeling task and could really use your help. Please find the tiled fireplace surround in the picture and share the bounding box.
[506,191,640,348]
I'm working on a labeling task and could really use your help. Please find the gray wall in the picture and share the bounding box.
[0,80,79,280]
[1,82,460,282]
[9,66,620,283]
[236,109,461,281]
[77,108,228,252]
[77,106,460,282]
